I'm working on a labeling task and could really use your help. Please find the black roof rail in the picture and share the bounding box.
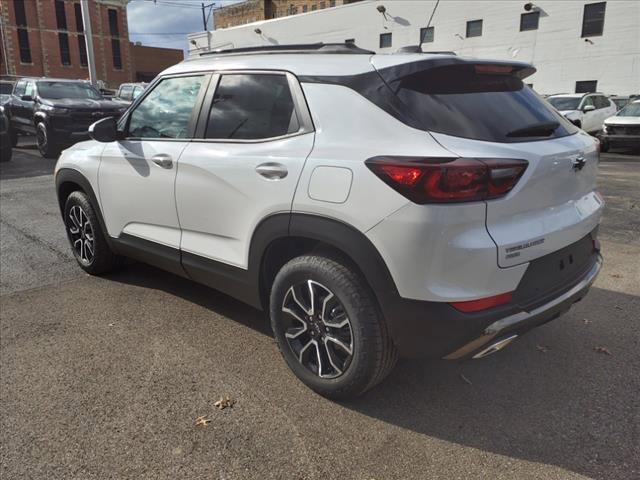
[199,42,374,57]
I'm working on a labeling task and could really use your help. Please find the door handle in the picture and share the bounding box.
[256,162,288,180]
[151,154,173,169]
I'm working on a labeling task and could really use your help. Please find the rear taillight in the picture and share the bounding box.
[366,157,528,204]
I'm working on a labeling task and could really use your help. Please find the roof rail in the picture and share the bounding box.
[199,42,374,57]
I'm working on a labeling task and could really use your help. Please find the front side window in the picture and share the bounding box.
[582,2,606,37]
[128,75,205,139]
[466,19,483,37]
[24,82,34,98]
[13,80,26,97]
[206,74,298,140]
[379,32,392,48]
[581,96,595,109]
[133,86,144,99]
[119,85,133,100]
[37,81,101,100]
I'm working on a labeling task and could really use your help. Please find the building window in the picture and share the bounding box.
[345,38,355,44]
[108,9,119,37]
[78,34,88,67]
[58,33,71,65]
[420,26,434,43]
[320,1,326,8]
[14,0,27,27]
[111,38,122,69]
[466,19,483,37]
[17,28,31,63]
[55,0,67,30]
[379,32,392,48]
[330,0,336,6]
[520,11,539,31]
[303,5,308,12]
[311,4,317,11]
[582,2,606,37]
[575,80,597,93]
[74,2,84,32]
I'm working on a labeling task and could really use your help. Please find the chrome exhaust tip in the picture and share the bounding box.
[472,334,518,359]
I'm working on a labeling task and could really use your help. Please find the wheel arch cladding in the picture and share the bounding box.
[256,214,400,315]
[55,168,112,249]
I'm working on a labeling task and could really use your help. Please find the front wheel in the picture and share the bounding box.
[270,255,397,399]
[64,191,120,275]
[36,122,60,159]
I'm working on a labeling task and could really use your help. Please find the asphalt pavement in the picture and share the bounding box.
[1,141,638,480]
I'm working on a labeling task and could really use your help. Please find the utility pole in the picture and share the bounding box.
[80,0,98,86]
[201,2,216,31]
[201,3,207,31]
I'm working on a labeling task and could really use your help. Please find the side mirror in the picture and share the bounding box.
[583,104,596,112]
[21,94,33,101]
[89,117,118,143]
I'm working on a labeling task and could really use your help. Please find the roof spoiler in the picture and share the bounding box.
[199,42,374,57]
[396,45,456,55]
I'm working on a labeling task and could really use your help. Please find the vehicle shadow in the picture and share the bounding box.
[107,262,638,479]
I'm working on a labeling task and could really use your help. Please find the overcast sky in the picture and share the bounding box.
[127,0,242,53]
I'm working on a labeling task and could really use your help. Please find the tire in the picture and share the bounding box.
[270,255,397,399]
[0,145,11,162]
[36,122,60,159]
[600,138,610,153]
[10,128,18,147]
[63,191,121,275]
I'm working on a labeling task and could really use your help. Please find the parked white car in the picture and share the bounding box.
[54,44,603,398]
[601,100,640,151]
[547,93,616,134]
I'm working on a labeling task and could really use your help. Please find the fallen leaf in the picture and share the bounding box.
[594,346,612,355]
[610,273,622,278]
[108,323,115,327]
[195,415,211,426]
[459,373,472,385]
[214,396,236,410]
[614,305,623,310]
[536,345,549,353]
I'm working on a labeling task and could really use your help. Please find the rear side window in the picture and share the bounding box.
[128,75,205,139]
[205,74,299,140]
[391,64,578,143]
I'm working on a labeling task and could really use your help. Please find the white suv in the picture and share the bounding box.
[547,93,617,134]
[55,44,603,398]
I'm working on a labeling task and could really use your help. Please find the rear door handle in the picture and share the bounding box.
[151,154,173,169]
[256,162,288,180]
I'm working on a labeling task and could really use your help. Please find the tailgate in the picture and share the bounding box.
[432,131,603,267]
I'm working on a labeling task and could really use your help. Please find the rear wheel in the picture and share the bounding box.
[270,255,397,399]
[36,122,60,159]
[64,191,120,275]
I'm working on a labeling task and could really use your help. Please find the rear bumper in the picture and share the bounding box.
[380,231,602,359]
[444,254,601,359]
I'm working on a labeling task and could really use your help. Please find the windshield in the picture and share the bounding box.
[0,83,13,94]
[617,102,640,117]
[547,97,581,111]
[37,81,102,100]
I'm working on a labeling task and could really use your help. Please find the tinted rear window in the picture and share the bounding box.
[391,65,578,143]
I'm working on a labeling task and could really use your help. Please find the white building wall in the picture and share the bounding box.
[188,0,640,95]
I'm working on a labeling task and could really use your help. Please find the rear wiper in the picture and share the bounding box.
[506,121,560,138]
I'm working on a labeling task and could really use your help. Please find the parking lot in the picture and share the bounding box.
[1,143,638,479]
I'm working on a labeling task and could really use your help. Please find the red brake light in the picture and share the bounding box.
[475,64,514,75]
[366,157,528,204]
[450,292,513,313]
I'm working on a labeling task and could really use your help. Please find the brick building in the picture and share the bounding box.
[131,42,183,83]
[0,0,133,87]
[214,0,362,30]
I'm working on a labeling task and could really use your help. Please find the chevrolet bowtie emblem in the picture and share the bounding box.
[572,156,586,171]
